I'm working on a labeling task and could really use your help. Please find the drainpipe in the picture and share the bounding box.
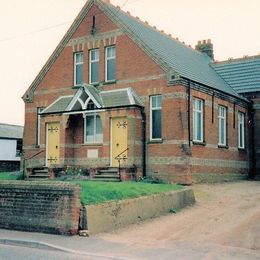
[249,101,255,179]
[187,81,191,146]
[140,107,146,177]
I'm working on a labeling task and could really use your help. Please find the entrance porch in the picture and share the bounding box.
[26,85,145,181]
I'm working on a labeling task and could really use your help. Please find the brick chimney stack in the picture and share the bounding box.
[195,39,214,60]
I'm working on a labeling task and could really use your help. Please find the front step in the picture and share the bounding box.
[92,167,120,182]
[92,178,120,182]
[28,167,50,180]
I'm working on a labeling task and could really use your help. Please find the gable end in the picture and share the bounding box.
[22,0,95,103]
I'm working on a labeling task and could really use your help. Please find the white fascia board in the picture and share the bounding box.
[127,87,135,105]
[65,89,83,111]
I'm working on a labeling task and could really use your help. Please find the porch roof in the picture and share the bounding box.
[41,86,144,115]
[41,96,74,114]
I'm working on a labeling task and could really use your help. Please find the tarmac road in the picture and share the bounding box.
[0,244,86,260]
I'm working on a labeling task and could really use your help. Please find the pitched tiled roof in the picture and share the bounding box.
[0,124,23,139]
[99,0,240,98]
[85,85,103,106]
[212,56,260,94]
[101,88,143,107]
[23,0,244,101]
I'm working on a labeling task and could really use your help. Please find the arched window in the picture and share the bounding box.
[87,100,96,110]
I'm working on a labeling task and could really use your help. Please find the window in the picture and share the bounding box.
[193,98,204,142]
[74,52,83,86]
[16,139,23,157]
[150,95,162,140]
[238,112,245,149]
[89,49,99,84]
[85,114,103,143]
[218,106,227,146]
[105,46,116,82]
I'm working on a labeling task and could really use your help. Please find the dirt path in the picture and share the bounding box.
[100,181,260,256]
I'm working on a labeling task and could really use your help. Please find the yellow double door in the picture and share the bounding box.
[111,117,128,167]
[46,122,60,166]
[46,119,128,167]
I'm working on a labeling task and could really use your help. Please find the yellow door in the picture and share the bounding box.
[46,122,60,166]
[111,117,128,167]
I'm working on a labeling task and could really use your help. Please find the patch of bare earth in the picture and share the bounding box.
[100,181,260,255]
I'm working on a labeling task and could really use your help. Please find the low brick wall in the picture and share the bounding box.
[0,181,81,235]
[84,187,195,235]
[0,161,20,172]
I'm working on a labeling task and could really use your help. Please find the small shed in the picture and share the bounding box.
[0,123,23,171]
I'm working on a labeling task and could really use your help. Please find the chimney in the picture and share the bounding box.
[195,39,214,60]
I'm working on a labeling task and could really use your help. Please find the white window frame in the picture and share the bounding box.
[193,98,204,142]
[150,95,162,141]
[84,113,103,144]
[238,112,245,149]
[74,52,83,86]
[89,49,99,84]
[105,46,116,82]
[218,106,227,146]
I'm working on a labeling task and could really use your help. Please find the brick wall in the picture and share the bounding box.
[0,181,81,235]
[0,161,20,172]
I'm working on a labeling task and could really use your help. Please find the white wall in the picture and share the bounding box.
[0,139,20,161]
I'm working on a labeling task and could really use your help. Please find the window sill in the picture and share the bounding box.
[148,139,163,144]
[192,141,206,146]
[103,80,117,85]
[82,143,103,146]
[89,82,100,87]
[72,84,82,89]
[238,147,246,152]
[218,144,229,149]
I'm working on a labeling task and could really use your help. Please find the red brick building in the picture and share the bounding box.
[22,0,251,184]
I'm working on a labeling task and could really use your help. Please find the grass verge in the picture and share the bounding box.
[73,181,183,205]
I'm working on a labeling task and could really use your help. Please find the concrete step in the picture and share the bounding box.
[32,171,49,175]
[91,167,121,182]
[98,169,119,175]
[27,178,50,181]
[28,174,50,179]
[29,167,50,180]
[93,174,120,179]
[91,178,120,182]
[33,169,48,173]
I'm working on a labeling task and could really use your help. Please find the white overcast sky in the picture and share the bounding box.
[0,0,260,126]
